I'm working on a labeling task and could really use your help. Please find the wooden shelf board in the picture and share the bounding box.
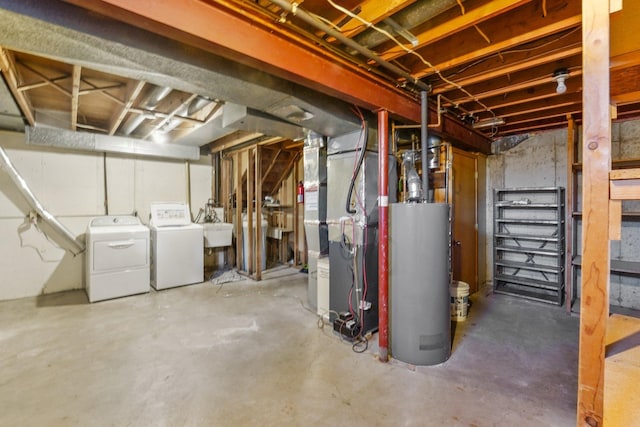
[572,256,640,275]
[604,314,640,427]
[573,158,640,171]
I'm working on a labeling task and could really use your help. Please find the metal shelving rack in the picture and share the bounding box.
[493,187,565,305]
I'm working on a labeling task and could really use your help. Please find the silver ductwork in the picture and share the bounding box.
[402,150,422,202]
[121,86,173,136]
[353,0,460,50]
[26,125,200,160]
[0,145,85,255]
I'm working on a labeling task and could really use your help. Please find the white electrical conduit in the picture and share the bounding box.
[0,146,85,256]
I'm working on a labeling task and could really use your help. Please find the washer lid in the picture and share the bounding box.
[150,202,192,227]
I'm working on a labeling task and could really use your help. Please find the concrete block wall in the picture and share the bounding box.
[486,120,640,310]
[0,131,211,301]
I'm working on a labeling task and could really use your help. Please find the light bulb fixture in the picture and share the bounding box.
[472,116,505,129]
[552,68,569,94]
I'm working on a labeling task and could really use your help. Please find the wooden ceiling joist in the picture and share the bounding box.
[378,0,533,63]
[0,47,35,126]
[403,0,581,78]
[71,65,81,130]
[109,80,145,135]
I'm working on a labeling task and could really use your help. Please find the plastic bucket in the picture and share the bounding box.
[450,280,470,321]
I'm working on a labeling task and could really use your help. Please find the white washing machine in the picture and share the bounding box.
[86,215,150,303]
[150,202,204,290]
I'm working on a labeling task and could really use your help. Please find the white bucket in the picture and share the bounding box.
[450,280,470,321]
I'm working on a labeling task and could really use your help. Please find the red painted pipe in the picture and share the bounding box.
[378,109,389,362]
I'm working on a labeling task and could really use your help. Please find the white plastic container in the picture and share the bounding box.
[450,280,470,321]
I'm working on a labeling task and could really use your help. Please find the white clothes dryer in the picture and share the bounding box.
[150,202,204,290]
[86,215,150,302]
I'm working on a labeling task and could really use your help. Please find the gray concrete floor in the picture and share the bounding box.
[0,267,579,426]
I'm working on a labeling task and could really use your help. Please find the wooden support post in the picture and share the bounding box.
[247,149,255,275]
[235,153,243,273]
[577,0,611,425]
[255,145,263,280]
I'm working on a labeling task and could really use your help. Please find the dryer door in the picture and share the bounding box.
[92,238,149,273]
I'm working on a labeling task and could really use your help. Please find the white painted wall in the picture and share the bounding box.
[486,120,640,310]
[0,131,211,300]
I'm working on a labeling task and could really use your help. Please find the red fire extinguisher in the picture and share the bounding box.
[297,181,304,204]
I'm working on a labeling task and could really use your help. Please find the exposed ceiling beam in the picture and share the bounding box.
[404,0,581,78]
[379,0,532,63]
[445,60,583,106]
[0,47,35,126]
[465,83,582,115]
[486,92,583,119]
[19,61,71,97]
[431,40,582,94]
[109,80,145,135]
[17,75,69,92]
[326,0,416,41]
[502,104,582,126]
[79,83,124,95]
[62,0,422,123]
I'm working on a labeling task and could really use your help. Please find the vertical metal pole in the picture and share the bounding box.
[421,91,429,202]
[378,109,389,362]
[293,162,300,266]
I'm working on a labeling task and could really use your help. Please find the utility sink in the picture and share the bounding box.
[203,222,233,248]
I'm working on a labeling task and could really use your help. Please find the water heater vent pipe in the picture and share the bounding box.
[421,91,429,202]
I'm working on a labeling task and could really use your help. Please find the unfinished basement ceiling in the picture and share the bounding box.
[2,0,640,149]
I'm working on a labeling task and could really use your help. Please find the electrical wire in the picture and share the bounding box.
[325,0,497,119]
[444,27,581,80]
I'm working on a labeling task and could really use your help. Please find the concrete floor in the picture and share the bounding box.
[0,267,579,426]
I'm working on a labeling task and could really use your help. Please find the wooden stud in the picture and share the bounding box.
[71,65,81,131]
[235,153,243,273]
[247,149,255,275]
[577,0,611,425]
[0,48,35,126]
[255,145,263,280]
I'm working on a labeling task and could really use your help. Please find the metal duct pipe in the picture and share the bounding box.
[354,0,459,50]
[0,146,85,255]
[188,96,213,116]
[269,0,429,92]
[121,85,172,135]
[421,91,429,202]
